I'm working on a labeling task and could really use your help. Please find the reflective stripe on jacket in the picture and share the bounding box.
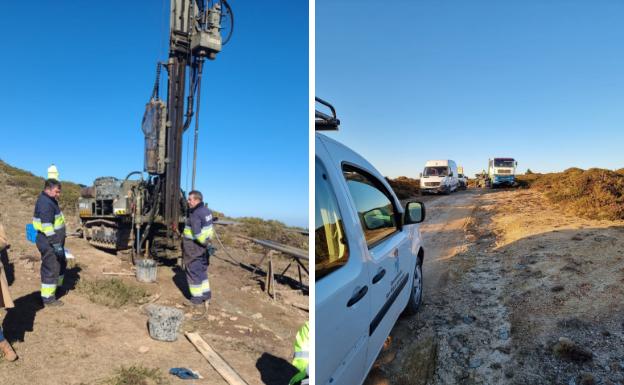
[33,192,65,245]
[289,321,309,385]
[182,204,215,259]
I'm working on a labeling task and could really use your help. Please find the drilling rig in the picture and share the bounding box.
[77,0,233,262]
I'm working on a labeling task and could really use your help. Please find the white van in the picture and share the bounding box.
[419,159,459,194]
[315,98,426,385]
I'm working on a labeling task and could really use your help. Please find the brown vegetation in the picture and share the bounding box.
[516,167,624,220]
[76,278,149,308]
[387,176,420,199]
[0,159,82,214]
[0,159,308,385]
[238,217,308,249]
[102,365,168,385]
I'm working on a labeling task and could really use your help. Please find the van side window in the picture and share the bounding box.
[343,165,398,248]
[316,158,350,280]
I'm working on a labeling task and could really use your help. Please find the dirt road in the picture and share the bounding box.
[367,188,624,385]
[419,190,478,297]
[366,189,489,384]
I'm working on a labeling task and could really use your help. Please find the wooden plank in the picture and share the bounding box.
[102,271,135,276]
[269,258,276,300]
[264,257,271,294]
[185,332,250,385]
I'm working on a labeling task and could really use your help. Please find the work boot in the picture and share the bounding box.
[0,340,17,361]
[43,298,64,308]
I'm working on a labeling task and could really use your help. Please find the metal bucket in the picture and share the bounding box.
[136,259,157,283]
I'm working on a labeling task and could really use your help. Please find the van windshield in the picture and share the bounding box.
[494,159,515,168]
[424,167,448,176]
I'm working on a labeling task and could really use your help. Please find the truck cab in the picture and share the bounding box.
[315,98,426,385]
[419,159,459,194]
[488,158,517,187]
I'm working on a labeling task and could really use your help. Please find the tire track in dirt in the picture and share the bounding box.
[366,190,514,385]
[428,191,514,384]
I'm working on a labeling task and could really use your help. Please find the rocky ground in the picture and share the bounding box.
[0,170,308,385]
[366,188,624,385]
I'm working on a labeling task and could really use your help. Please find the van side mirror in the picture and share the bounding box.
[419,172,423,178]
[404,201,425,224]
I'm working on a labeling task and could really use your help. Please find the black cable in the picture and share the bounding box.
[191,58,204,190]
[124,171,144,182]
[221,0,234,45]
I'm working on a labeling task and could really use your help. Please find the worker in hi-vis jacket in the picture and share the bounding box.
[182,190,215,319]
[32,179,67,307]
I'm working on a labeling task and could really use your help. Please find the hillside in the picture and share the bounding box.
[0,160,308,385]
[0,160,82,215]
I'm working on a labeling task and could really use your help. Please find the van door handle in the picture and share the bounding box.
[347,286,368,307]
[372,268,386,284]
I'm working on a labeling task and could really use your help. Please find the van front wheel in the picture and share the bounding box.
[404,260,423,315]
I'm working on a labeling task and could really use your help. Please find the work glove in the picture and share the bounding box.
[169,367,200,379]
[52,243,65,258]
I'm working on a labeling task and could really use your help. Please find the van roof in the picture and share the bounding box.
[425,160,454,166]
[316,133,376,170]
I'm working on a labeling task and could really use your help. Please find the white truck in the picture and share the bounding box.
[488,158,518,187]
[419,159,459,194]
[316,98,426,385]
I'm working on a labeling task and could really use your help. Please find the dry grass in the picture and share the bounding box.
[102,365,168,385]
[552,337,593,362]
[77,278,148,308]
[387,176,420,199]
[516,168,624,220]
[238,217,308,249]
[0,159,82,214]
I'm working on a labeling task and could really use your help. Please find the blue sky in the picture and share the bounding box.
[0,1,308,227]
[317,0,624,179]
